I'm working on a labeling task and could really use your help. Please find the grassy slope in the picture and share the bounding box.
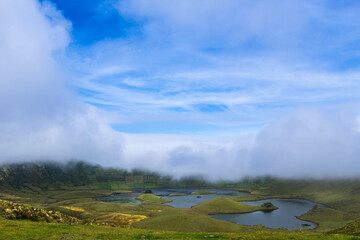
[300,206,353,232]
[133,210,248,232]
[192,197,277,214]
[329,219,360,236]
[0,218,358,240]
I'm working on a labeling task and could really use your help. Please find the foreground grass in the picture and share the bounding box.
[0,217,358,240]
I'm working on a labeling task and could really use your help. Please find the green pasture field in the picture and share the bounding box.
[0,218,359,240]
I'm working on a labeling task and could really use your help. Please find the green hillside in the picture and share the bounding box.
[329,219,360,236]
[0,161,177,191]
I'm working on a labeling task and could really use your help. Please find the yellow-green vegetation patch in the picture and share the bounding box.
[192,197,278,215]
[149,209,162,212]
[96,212,147,225]
[136,194,172,204]
[169,193,187,196]
[191,190,216,195]
[0,199,80,224]
[0,193,23,200]
[61,206,86,212]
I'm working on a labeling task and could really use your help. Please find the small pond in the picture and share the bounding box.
[212,198,325,230]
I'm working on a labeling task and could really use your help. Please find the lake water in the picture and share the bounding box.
[99,188,246,207]
[212,198,324,230]
[155,188,246,208]
[98,188,323,230]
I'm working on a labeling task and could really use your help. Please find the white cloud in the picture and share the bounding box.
[71,0,360,128]
[121,133,252,180]
[0,0,124,165]
[2,0,360,181]
[68,0,360,179]
[121,109,360,180]
[250,109,360,178]
[118,0,314,49]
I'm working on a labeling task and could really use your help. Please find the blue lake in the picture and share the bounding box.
[212,198,324,230]
[157,188,246,208]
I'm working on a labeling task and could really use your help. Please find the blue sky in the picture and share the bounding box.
[43,0,360,135]
[3,0,360,178]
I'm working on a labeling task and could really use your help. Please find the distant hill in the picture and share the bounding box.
[0,161,209,191]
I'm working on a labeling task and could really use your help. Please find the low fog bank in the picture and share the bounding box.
[1,0,360,181]
[122,109,360,181]
[250,109,360,178]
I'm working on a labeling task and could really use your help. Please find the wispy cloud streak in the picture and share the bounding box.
[65,0,360,134]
